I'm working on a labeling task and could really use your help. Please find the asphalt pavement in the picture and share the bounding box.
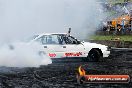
[0,48,132,88]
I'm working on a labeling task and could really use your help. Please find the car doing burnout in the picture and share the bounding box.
[28,33,110,62]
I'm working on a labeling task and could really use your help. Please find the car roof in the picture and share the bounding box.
[37,33,67,37]
[39,33,67,35]
[34,33,67,39]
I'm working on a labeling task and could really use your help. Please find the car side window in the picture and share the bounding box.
[67,36,78,44]
[36,35,60,44]
[46,35,59,44]
[35,35,46,44]
[59,35,78,44]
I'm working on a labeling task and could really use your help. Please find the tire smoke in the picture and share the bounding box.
[0,42,52,67]
[0,0,103,67]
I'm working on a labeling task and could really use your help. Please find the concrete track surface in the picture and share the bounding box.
[0,48,132,88]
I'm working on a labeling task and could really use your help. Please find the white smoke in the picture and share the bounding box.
[0,0,103,42]
[64,0,104,38]
[0,0,104,67]
[0,42,52,67]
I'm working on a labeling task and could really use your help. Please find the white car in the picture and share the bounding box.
[28,33,110,62]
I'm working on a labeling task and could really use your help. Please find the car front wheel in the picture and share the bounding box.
[87,49,101,62]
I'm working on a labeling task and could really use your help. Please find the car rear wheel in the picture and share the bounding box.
[87,49,101,62]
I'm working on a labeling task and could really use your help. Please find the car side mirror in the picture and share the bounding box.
[77,41,81,44]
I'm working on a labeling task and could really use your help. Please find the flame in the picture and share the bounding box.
[78,66,86,76]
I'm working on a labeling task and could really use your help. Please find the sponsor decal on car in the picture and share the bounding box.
[65,52,82,57]
[49,53,56,57]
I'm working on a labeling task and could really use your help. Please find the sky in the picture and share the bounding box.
[0,0,103,43]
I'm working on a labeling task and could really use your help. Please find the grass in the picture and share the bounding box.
[107,0,132,5]
[106,10,116,17]
[90,35,132,42]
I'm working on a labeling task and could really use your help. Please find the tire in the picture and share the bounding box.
[87,49,101,62]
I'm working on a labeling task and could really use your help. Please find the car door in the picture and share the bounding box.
[35,34,65,58]
[60,35,86,58]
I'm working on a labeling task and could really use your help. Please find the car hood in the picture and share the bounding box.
[82,42,108,51]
